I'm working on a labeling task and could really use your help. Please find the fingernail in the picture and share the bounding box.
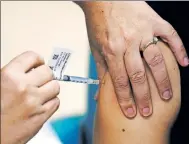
[162,90,171,100]
[184,57,189,66]
[142,107,150,116]
[126,107,134,116]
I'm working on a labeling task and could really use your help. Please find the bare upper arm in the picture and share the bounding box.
[94,41,180,144]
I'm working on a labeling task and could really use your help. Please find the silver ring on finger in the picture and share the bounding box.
[141,37,159,52]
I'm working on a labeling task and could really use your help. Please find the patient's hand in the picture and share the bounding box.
[94,42,181,144]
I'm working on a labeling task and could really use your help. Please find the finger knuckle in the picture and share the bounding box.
[105,40,117,56]
[26,51,44,64]
[165,22,178,38]
[180,44,185,53]
[103,39,125,59]
[125,30,139,44]
[117,95,133,104]
[129,70,146,84]
[17,84,28,94]
[1,67,14,80]
[52,81,60,95]
[170,29,178,37]
[43,65,54,80]
[139,93,151,104]
[114,76,129,92]
[126,33,136,43]
[55,98,60,110]
[24,97,38,110]
[46,98,60,112]
[24,51,37,57]
[148,53,164,67]
[157,75,170,90]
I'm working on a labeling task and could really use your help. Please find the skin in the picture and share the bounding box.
[75,1,187,118]
[1,51,60,144]
[94,41,180,144]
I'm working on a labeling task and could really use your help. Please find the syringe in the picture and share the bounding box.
[58,75,99,85]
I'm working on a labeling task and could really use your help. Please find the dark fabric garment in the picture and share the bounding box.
[147,2,189,144]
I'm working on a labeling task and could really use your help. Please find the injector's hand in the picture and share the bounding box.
[1,51,60,144]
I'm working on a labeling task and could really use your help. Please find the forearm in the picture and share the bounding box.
[74,1,149,17]
[74,1,112,21]
[74,1,110,10]
[74,1,119,48]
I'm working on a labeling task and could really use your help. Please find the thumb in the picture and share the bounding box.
[154,21,189,67]
[99,72,118,105]
[91,46,107,81]
[91,46,107,100]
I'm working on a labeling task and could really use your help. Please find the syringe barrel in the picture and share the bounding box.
[62,75,99,84]
[64,75,89,83]
[62,75,70,81]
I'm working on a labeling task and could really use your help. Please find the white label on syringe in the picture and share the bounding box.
[48,48,73,80]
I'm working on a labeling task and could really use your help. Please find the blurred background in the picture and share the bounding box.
[1,1,97,144]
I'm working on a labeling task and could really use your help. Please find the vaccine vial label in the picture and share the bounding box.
[48,48,73,80]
